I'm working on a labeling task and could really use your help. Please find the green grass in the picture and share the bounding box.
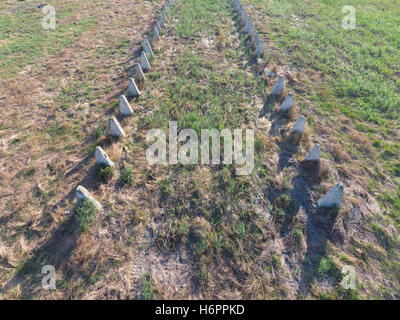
[95,164,115,183]
[243,0,400,122]
[120,166,134,186]
[0,2,96,79]
[140,272,157,300]
[76,199,99,231]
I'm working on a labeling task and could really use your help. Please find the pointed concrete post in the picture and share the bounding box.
[142,38,154,57]
[317,183,344,209]
[120,95,133,116]
[76,186,102,210]
[255,40,264,58]
[140,51,151,72]
[95,146,115,167]
[252,33,259,50]
[127,78,140,98]
[159,15,164,28]
[153,25,160,41]
[155,20,162,34]
[301,144,321,171]
[133,63,146,82]
[271,76,284,97]
[109,116,126,138]
[280,94,294,115]
[291,116,307,136]
[305,144,321,162]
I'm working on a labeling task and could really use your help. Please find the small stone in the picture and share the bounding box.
[280,94,293,114]
[140,51,151,72]
[76,185,102,210]
[271,76,284,97]
[133,63,146,82]
[291,116,306,135]
[109,116,126,138]
[200,38,210,49]
[305,144,321,162]
[127,78,140,98]
[95,146,115,167]
[142,38,154,57]
[317,183,344,209]
[120,95,133,116]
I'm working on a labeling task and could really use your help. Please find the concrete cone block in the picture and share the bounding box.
[291,116,307,136]
[95,146,115,167]
[140,51,151,72]
[153,26,160,41]
[127,78,140,98]
[271,76,284,97]
[133,63,146,82]
[142,38,154,57]
[120,95,133,116]
[280,94,294,114]
[76,186,102,210]
[317,183,344,209]
[109,116,126,138]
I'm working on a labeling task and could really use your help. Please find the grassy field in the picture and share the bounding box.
[0,0,399,299]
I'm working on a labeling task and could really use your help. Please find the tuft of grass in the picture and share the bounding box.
[95,164,114,183]
[76,199,98,232]
[140,272,156,300]
[120,166,134,186]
